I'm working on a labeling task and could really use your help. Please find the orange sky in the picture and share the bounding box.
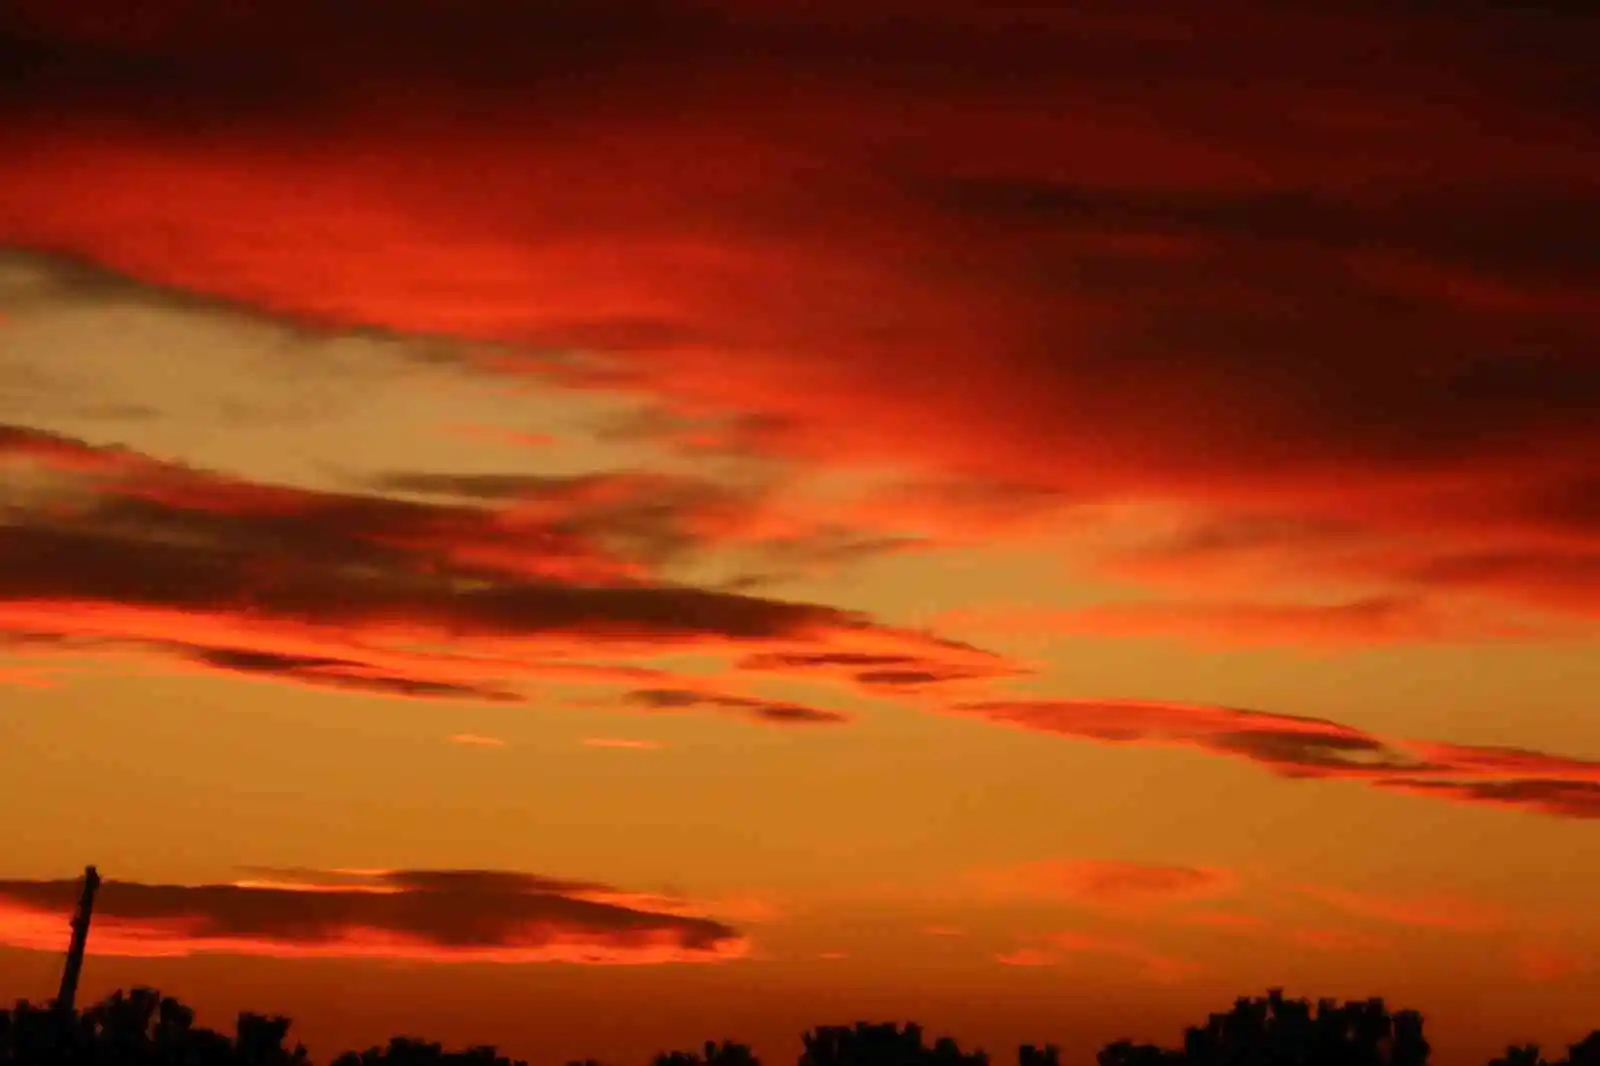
[1,4,1597,1065]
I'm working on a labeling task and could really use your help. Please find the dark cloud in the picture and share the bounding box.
[0,519,844,641]
[369,472,592,502]
[1,3,1591,126]
[1374,778,1600,820]
[0,1,742,128]
[2,418,920,587]
[1,424,1008,705]
[739,653,921,669]
[182,646,523,704]
[935,179,1600,287]
[0,868,744,961]
[736,651,1022,691]
[953,698,1409,776]
[622,687,848,725]
[954,698,1600,819]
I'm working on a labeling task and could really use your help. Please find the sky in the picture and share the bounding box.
[0,2,1597,1064]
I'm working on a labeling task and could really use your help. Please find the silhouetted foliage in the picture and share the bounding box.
[3,989,1598,1066]
[330,1036,522,1066]
[654,1041,759,1066]
[1018,1046,1059,1066]
[801,1023,985,1066]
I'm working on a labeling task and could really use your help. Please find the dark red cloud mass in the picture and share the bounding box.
[953,699,1600,820]
[0,868,745,963]
[1,1,1595,634]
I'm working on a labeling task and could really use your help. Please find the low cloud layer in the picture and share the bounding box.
[0,868,746,964]
[954,698,1600,819]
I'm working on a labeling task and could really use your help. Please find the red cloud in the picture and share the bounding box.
[1,2,1594,634]
[1289,885,1510,933]
[1510,944,1588,983]
[953,698,1600,819]
[1371,778,1600,821]
[952,698,1403,778]
[582,737,664,751]
[969,859,1236,911]
[998,930,1199,984]
[994,947,1056,968]
[0,868,747,964]
[448,733,507,748]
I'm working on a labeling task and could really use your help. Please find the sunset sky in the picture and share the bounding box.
[1,3,1597,1065]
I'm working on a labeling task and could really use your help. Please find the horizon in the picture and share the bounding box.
[1,4,1597,1066]
[6,972,1585,1066]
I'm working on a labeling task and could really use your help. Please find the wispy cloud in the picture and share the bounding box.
[1510,943,1589,983]
[581,737,664,751]
[953,697,1600,819]
[621,687,850,726]
[448,733,508,748]
[938,596,1573,650]
[968,859,1236,912]
[1288,885,1510,933]
[997,930,1200,984]
[0,423,1014,712]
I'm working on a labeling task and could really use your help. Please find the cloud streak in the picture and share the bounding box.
[937,596,1574,650]
[968,859,1236,911]
[997,930,1199,984]
[0,868,746,964]
[0,423,1014,711]
[448,733,507,748]
[953,698,1600,819]
[622,687,850,726]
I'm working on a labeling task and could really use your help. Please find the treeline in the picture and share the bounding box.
[2,988,1598,1066]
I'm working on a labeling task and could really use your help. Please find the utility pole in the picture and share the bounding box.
[55,865,100,1014]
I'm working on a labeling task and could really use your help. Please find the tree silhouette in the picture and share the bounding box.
[1569,1034,1600,1066]
[1490,1047,1545,1066]
[800,1023,987,1066]
[330,1037,525,1066]
[654,1041,760,1066]
[2,987,1597,1066]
